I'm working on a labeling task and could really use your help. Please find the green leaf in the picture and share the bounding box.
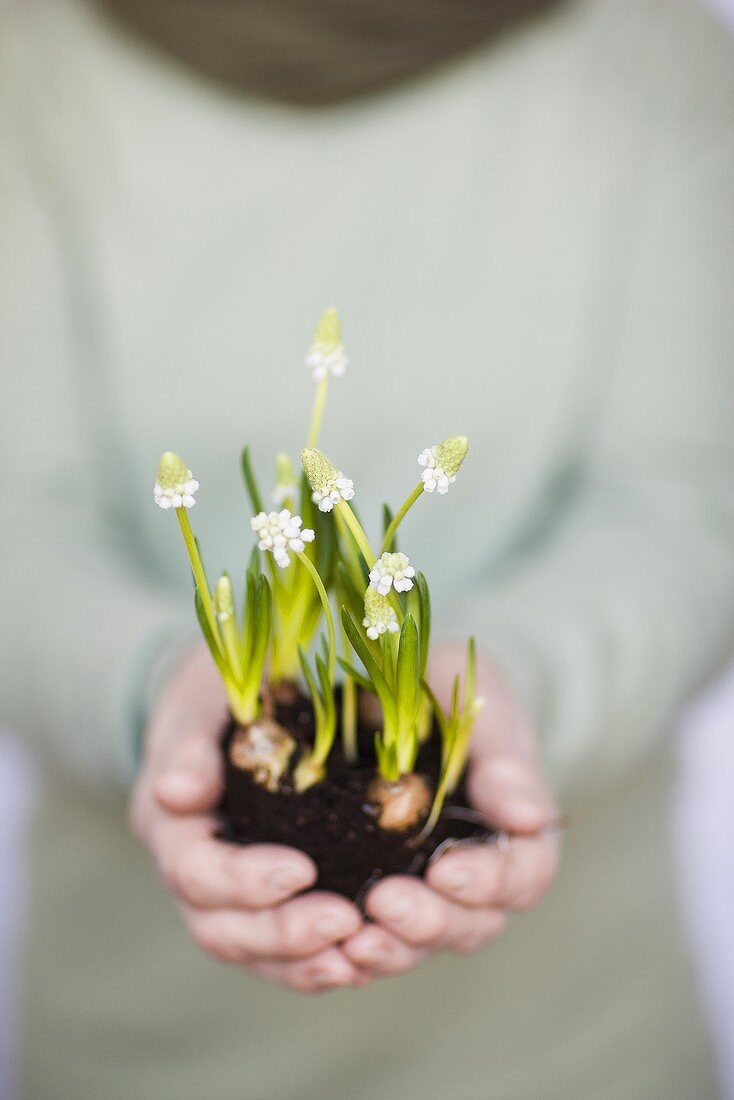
[374,733,399,782]
[421,677,450,741]
[337,658,372,694]
[241,446,264,515]
[298,645,320,706]
[194,590,228,675]
[315,653,336,728]
[299,470,314,528]
[396,613,420,721]
[341,608,397,729]
[415,573,431,675]
[465,636,477,708]
[341,609,387,695]
[249,575,272,683]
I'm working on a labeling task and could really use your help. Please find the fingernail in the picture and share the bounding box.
[511,799,545,826]
[366,942,391,964]
[317,913,350,939]
[271,867,311,892]
[437,867,469,892]
[380,897,413,923]
[159,771,198,797]
[309,968,340,988]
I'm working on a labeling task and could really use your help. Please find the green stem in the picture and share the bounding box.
[380,482,423,554]
[334,508,365,591]
[298,552,337,683]
[335,503,404,622]
[306,376,330,450]
[176,508,221,651]
[335,500,376,567]
[340,619,358,763]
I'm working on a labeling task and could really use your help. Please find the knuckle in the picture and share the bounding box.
[126,785,149,843]
[406,908,446,946]
[449,934,485,955]
[507,846,557,910]
[190,914,242,964]
[273,906,305,955]
[173,848,206,902]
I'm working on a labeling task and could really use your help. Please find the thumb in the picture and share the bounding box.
[468,748,556,835]
[154,729,224,814]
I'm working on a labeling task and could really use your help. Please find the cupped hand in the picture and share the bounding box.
[343,647,560,978]
[129,642,365,993]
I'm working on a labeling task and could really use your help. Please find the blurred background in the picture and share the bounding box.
[1,0,733,1097]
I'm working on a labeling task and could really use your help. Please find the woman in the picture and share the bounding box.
[2,0,733,1096]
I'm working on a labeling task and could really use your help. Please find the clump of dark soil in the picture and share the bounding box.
[217,690,492,902]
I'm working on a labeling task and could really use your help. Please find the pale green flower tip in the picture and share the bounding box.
[314,307,342,348]
[435,436,469,478]
[214,573,235,618]
[273,452,298,505]
[275,451,295,485]
[301,447,338,492]
[156,451,189,490]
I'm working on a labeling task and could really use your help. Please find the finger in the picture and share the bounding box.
[152,814,317,908]
[427,831,559,910]
[153,730,224,814]
[365,876,505,952]
[182,891,361,961]
[342,924,429,976]
[468,753,557,835]
[248,947,363,993]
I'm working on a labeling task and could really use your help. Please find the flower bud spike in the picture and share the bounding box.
[362,587,399,641]
[301,448,355,513]
[418,435,469,494]
[154,451,199,509]
[154,451,220,656]
[214,573,235,621]
[272,452,298,507]
[306,308,348,381]
[305,309,347,449]
[214,572,244,681]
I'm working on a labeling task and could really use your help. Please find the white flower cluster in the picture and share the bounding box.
[417,436,469,495]
[369,552,415,596]
[250,509,315,568]
[363,588,399,641]
[418,447,455,495]
[272,483,298,506]
[307,343,348,381]
[312,474,355,513]
[154,452,199,510]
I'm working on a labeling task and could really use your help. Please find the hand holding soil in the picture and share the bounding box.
[129,643,366,993]
[343,648,560,976]
[130,643,559,991]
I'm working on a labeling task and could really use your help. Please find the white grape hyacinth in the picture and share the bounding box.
[154,451,199,510]
[312,474,355,513]
[250,509,315,568]
[363,588,399,641]
[272,482,298,506]
[369,552,416,596]
[418,435,469,495]
[306,307,348,381]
